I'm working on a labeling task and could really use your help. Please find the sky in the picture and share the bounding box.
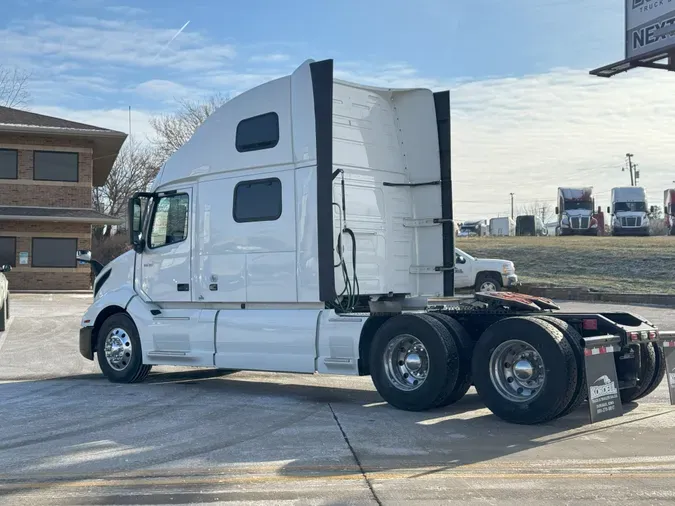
[3,0,675,221]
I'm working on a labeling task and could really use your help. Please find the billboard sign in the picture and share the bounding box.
[626,0,675,59]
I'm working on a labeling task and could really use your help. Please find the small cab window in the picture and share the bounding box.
[235,112,279,153]
[32,238,77,268]
[149,193,189,249]
[233,178,282,223]
[0,149,18,179]
[34,151,78,182]
[0,237,16,267]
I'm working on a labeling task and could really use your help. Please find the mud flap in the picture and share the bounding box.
[583,343,623,423]
[661,339,675,405]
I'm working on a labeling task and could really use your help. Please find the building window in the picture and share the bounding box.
[33,151,79,182]
[233,178,282,223]
[149,193,189,249]
[0,237,16,267]
[235,112,279,153]
[0,149,18,179]
[32,238,78,268]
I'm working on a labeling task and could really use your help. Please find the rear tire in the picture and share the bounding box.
[369,313,459,411]
[633,344,666,401]
[427,313,474,406]
[472,316,578,425]
[97,313,152,383]
[620,343,657,403]
[535,316,587,417]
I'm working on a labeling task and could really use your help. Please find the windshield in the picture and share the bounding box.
[563,200,593,211]
[614,202,646,213]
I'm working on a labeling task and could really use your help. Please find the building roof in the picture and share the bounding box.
[0,206,122,225]
[0,106,127,187]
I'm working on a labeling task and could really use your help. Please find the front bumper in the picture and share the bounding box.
[503,274,519,287]
[612,226,649,236]
[79,326,94,360]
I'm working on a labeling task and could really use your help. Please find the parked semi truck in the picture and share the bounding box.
[665,189,675,235]
[608,187,651,236]
[77,59,672,425]
[555,187,598,235]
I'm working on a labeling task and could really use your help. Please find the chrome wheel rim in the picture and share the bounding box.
[104,327,133,371]
[489,339,545,403]
[383,334,429,391]
[480,281,498,292]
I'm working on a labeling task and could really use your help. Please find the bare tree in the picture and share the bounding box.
[0,65,30,109]
[518,200,556,224]
[93,137,160,238]
[149,93,228,165]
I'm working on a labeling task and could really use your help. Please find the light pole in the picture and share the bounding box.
[510,193,515,220]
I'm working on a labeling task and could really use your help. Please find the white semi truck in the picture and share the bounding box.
[77,59,672,425]
[607,187,652,236]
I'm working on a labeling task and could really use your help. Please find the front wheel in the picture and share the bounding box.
[476,272,502,293]
[97,313,152,383]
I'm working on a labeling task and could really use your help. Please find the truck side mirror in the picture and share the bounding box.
[76,250,92,263]
[555,207,559,214]
[0,264,11,273]
[128,193,151,253]
[456,255,466,264]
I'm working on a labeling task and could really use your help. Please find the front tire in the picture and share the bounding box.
[472,317,578,424]
[97,313,152,383]
[476,272,502,293]
[369,313,459,411]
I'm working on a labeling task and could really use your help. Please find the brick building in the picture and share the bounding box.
[0,106,126,290]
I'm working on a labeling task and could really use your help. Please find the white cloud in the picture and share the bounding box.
[133,80,200,102]
[105,5,147,16]
[1,17,236,71]
[30,104,156,143]
[250,53,290,63]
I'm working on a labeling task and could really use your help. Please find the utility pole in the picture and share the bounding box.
[510,193,515,219]
[625,153,635,186]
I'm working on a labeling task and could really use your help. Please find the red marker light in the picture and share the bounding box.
[582,319,598,330]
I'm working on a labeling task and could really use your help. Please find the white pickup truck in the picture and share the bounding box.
[454,248,517,292]
[0,264,10,332]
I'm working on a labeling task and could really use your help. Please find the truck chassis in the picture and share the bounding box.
[84,290,675,426]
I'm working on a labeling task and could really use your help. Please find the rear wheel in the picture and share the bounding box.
[633,344,666,401]
[620,343,657,403]
[97,313,152,383]
[476,272,502,293]
[369,313,459,411]
[472,316,577,424]
[535,316,587,417]
[427,313,474,406]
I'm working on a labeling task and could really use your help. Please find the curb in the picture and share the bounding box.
[515,284,675,307]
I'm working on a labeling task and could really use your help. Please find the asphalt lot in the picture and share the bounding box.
[1,294,675,505]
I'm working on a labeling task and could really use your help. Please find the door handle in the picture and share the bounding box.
[177,283,189,292]
[143,263,154,267]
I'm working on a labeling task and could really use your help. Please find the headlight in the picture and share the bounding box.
[561,216,569,225]
[613,217,621,226]
[502,262,514,274]
[643,216,650,225]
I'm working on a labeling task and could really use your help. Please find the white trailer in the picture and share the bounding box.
[489,217,515,236]
[78,59,672,425]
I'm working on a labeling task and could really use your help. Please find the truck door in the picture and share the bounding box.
[140,187,193,302]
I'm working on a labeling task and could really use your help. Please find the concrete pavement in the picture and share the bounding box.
[1,294,675,505]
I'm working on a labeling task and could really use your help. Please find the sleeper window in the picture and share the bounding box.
[233,178,282,223]
[149,194,189,248]
[235,112,279,152]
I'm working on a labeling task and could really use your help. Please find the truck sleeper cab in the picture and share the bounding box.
[80,59,670,426]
